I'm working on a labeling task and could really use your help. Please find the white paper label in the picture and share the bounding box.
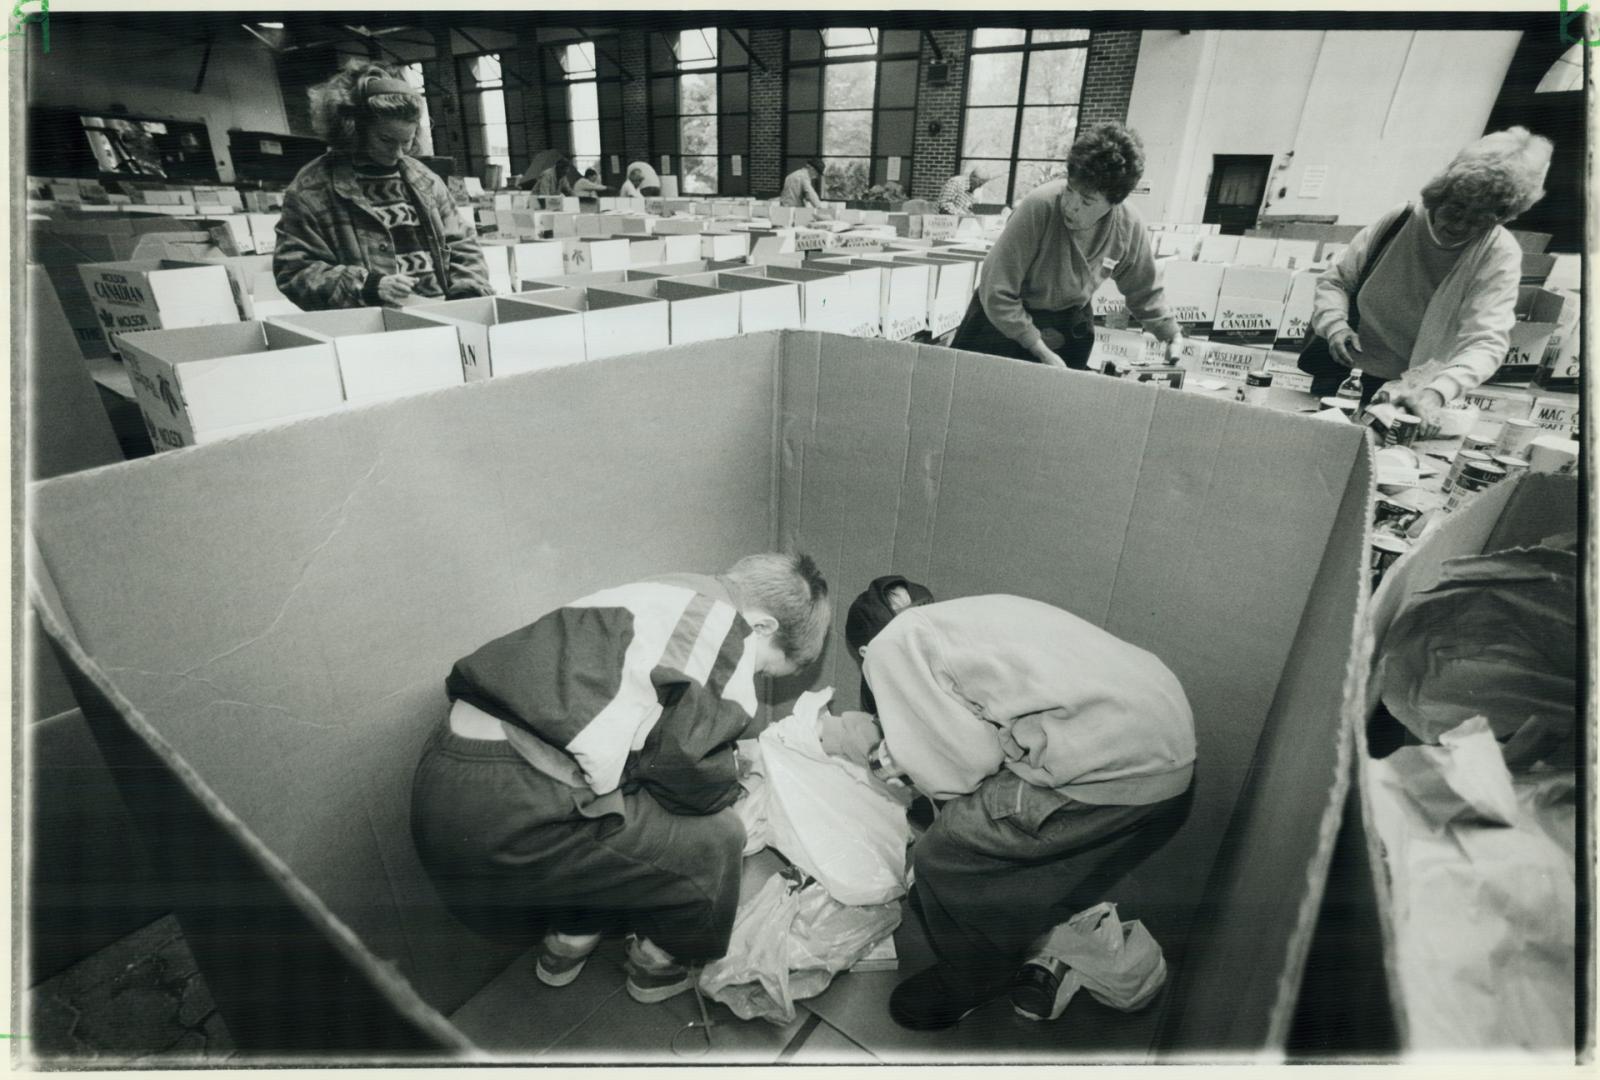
[1299,165,1328,199]
[732,154,743,177]
[887,156,901,182]
[661,155,672,176]
[610,155,620,174]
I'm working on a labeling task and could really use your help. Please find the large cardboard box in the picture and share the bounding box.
[29,330,1376,1060]
[724,263,881,339]
[1091,276,1127,323]
[625,237,666,267]
[267,308,465,405]
[893,254,977,337]
[116,321,345,448]
[701,232,751,261]
[1194,339,1272,385]
[1212,266,1293,348]
[408,296,587,380]
[587,279,742,346]
[1154,231,1203,260]
[1273,268,1323,351]
[77,259,242,357]
[1490,286,1571,383]
[559,237,631,275]
[663,272,803,334]
[1271,239,1320,272]
[1159,259,1227,337]
[813,256,930,340]
[1233,237,1278,267]
[246,213,281,254]
[506,285,671,361]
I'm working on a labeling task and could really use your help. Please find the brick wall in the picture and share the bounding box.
[421,27,465,164]
[620,29,649,165]
[911,29,969,200]
[503,39,546,181]
[747,28,785,197]
[1077,30,1141,134]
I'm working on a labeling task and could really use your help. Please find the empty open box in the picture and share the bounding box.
[115,320,344,448]
[507,285,670,361]
[725,262,881,339]
[410,296,593,380]
[586,279,741,346]
[267,307,465,405]
[656,272,803,334]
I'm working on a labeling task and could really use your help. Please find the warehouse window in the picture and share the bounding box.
[960,27,1090,205]
[785,28,921,200]
[401,62,434,157]
[540,36,626,186]
[458,52,511,182]
[649,29,752,196]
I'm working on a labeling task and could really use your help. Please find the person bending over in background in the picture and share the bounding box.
[953,122,1181,371]
[618,161,663,199]
[779,160,826,210]
[938,167,991,216]
[573,168,608,196]
[274,59,492,311]
[411,553,831,1005]
[824,575,1195,1030]
[1310,127,1552,433]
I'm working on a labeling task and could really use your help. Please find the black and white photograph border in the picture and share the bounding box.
[9,0,1593,1072]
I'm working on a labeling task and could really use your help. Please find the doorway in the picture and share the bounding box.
[1202,154,1273,235]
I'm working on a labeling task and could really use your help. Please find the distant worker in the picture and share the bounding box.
[573,168,608,196]
[938,168,991,216]
[618,161,662,198]
[779,160,825,210]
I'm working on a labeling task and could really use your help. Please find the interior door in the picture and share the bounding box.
[1203,154,1274,235]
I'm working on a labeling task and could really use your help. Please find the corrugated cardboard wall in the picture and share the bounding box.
[27,335,783,1018]
[776,333,1369,1052]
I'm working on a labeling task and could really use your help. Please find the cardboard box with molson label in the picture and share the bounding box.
[1158,258,1227,338]
[1212,266,1292,348]
[1536,290,1580,389]
[408,296,586,380]
[1091,275,1127,324]
[78,259,243,357]
[659,272,803,334]
[266,308,464,405]
[892,254,978,337]
[1273,269,1323,351]
[1488,287,1571,384]
[115,321,345,449]
[29,329,1378,1060]
[812,256,930,340]
[502,284,670,361]
[586,279,742,347]
[560,237,632,275]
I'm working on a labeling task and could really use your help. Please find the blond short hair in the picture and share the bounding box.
[1421,126,1554,226]
[721,552,831,667]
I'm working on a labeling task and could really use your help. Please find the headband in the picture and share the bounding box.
[363,77,420,100]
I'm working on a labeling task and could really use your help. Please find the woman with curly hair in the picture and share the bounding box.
[273,60,492,311]
[953,122,1180,370]
[1310,127,1552,430]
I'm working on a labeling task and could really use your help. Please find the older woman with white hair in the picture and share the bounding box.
[1308,127,1553,430]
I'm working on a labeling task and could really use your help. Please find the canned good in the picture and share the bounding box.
[1441,448,1493,495]
[1383,411,1421,448]
[1374,497,1422,534]
[1492,453,1531,479]
[1495,418,1540,459]
[1243,370,1273,407]
[1370,533,1410,584]
[1445,459,1508,512]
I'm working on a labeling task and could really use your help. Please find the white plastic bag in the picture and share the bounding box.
[699,870,901,1025]
[759,688,913,905]
[1030,902,1168,1018]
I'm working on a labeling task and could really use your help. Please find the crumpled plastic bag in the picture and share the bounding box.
[1377,545,1577,769]
[1029,902,1168,1018]
[698,870,901,1025]
[1368,715,1576,1051]
[759,688,913,906]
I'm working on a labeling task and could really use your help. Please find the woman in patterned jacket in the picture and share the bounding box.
[274,59,492,311]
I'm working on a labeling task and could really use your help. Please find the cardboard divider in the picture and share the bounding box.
[724,264,880,339]
[663,272,802,334]
[408,296,590,380]
[504,284,671,360]
[587,279,742,345]
[30,330,1375,1059]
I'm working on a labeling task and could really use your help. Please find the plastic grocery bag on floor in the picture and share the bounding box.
[1026,902,1168,1019]
[1377,545,1577,770]
[699,869,902,1025]
[758,688,913,905]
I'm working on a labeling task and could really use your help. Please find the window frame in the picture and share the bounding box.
[783,27,922,201]
[456,50,513,181]
[957,27,1092,206]
[538,37,627,184]
[647,28,753,197]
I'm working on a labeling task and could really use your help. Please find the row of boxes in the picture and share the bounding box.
[1154,231,1344,271]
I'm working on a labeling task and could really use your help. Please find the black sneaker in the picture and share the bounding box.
[623,935,696,1004]
[1011,957,1070,1022]
[887,963,1001,1031]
